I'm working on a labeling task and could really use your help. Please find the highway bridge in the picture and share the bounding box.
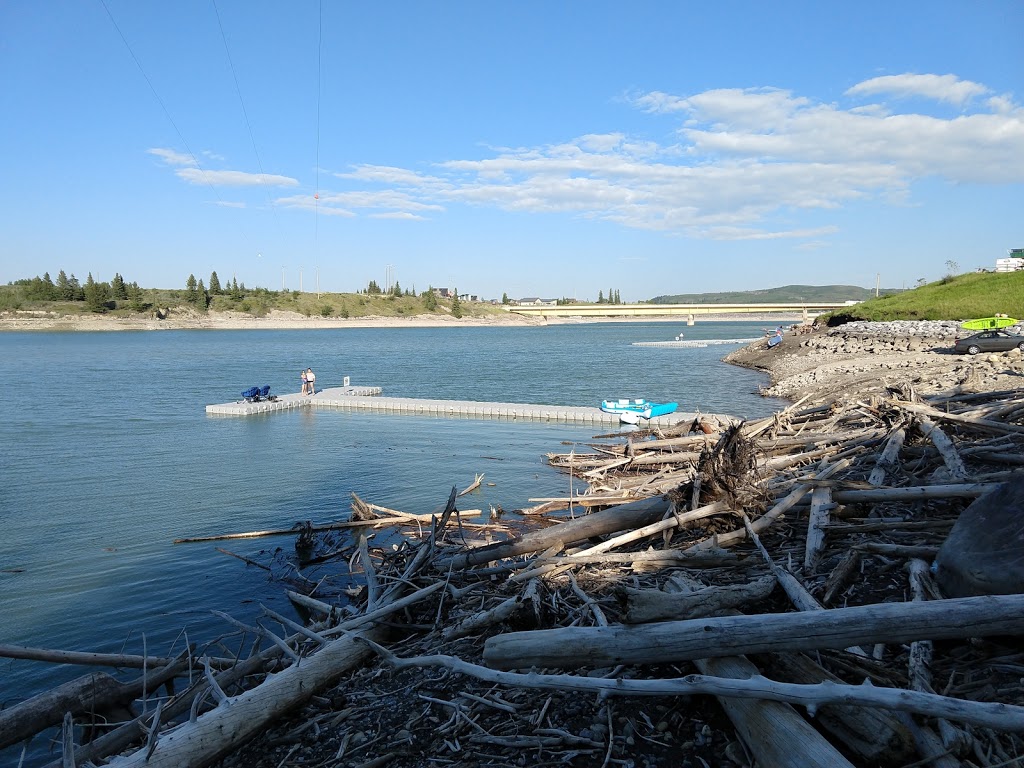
[507,302,848,323]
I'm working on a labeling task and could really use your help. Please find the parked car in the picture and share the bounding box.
[953,329,1024,355]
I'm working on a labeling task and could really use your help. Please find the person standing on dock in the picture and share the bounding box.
[300,369,308,395]
[306,367,316,395]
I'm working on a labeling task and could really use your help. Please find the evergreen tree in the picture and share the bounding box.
[84,273,108,312]
[392,281,402,297]
[127,282,144,311]
[501,292,509,305]
[598,290,604,304]
[451,288,463,319]
[609,288,614,304]
[112,273,128,300]
[230,276,241,299]
[56,270,72,300]
[186,274,198,304]
[423,288,437,310]
[42,272,56,299]
[209,271,222,295]
[196,279,209,310]
[614,289,621,304]
[68,274,83,301]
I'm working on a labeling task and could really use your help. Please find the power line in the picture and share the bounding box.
[99,0,256,264]
[213,0,279,221]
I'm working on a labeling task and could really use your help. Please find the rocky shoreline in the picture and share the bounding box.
[726,320,1024,403]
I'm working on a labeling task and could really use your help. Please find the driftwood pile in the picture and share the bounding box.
[4,388,1024,768]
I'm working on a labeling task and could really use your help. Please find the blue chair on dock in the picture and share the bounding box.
[241,386,260,402]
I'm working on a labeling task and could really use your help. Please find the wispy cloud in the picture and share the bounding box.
[845,73,989,105]
[148,148,299,187]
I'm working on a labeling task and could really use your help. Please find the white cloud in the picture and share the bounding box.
[147,148,196,166]
[175,168,299,187]
[845,73,989,105]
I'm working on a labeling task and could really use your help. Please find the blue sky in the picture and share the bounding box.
[2,2,1022,302]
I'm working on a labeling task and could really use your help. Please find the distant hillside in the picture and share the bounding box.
[649,284,899,304]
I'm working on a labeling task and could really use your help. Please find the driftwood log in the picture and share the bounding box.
[443,495,671,569]
[483,594,1024,670]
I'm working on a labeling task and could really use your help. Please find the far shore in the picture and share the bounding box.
[0,309,805,332]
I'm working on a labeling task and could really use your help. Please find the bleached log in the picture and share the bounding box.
[692,655,855,768]
[509,501,732,583]
[868,427,906,486]
[0,655,185,750]
[443,580,540,641]
[804,486,833,572]
[831,484,993,503]
[103,627,390,768]
[621,575,777,624]
[364,643,1024,732]
[764,652,914,764]
[896,399,1024,436]
[444,495,671,570]
[0,644,220,671]
[483,593,1024,670]
[917,416,968,481]
[906,559,971,757]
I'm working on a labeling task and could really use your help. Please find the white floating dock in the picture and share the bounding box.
[632,337,759,348]
[207,386,722,426]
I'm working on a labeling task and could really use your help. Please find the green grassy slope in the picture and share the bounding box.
[825,271,1024,323]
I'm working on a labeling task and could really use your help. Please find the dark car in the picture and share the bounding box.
[953,330,1024,355]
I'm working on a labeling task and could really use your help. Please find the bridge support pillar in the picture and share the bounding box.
[802,307,809,324]
[687,313,695,326]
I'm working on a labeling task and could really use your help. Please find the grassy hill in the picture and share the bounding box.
[824,271,1024,323]
[649,284,899,304]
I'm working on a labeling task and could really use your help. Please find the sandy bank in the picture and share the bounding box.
[0,309,803,332]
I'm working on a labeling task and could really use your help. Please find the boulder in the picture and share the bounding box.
[934,478,1024,597]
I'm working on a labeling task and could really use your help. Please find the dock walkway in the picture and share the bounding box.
[207,386,723,427]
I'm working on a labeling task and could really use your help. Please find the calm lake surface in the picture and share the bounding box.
[0,321,784,764]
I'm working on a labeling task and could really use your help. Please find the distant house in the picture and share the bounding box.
[517,297,558,306]
[431,287,452,298]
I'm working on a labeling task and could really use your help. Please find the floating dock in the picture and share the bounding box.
[632,337,760,348]
[206,386,722,426]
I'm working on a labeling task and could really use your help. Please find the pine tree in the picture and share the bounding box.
[392,281,402,297]
[84,273,107,312]
[598,290,604,304]
[501,292,509,305]
[56,270,72,300]
[112,273,128,300]
[186,274,198,304]
[42,272,56,299]
[68,274,83,301]
[451,288,463,319]
[423,289,437,310]
[209,271,222,295]
[196,279,209,310]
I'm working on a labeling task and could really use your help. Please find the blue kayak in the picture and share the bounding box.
[600,398,679,423]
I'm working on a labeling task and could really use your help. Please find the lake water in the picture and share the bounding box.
[0,320,784,764]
